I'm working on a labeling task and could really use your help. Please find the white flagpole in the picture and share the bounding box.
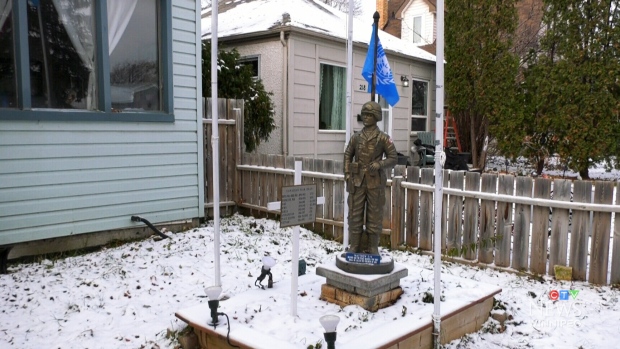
[343,0,354,250]
[433,0,445,348]
[211,0,222,287]
[291,161,302,316]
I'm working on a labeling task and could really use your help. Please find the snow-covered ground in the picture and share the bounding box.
[1,213,619,349]
[486,155,620,181]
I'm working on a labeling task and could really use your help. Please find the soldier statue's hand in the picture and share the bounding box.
[369,162,381,171]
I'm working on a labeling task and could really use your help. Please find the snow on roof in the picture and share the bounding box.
[201,0,436,63]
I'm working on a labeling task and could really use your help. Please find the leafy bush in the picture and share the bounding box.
[202,41,276,152]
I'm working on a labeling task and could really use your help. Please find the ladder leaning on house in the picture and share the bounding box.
[443,109,462,152]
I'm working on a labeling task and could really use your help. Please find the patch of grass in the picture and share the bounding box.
[422,292,434,303]
[307,341,323,349]
[493,298,507,311]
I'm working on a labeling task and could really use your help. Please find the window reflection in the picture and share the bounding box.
[109,0,160,112]
[411,80,427,115]
[411,80,428,131]
[411,118,426,132]
[0,0,16,108]
[319,63,346,130]
[28,0,96,109]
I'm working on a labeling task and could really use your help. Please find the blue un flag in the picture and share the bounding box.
[362,24,400,107]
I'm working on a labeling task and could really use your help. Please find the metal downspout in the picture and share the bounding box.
[281,30,288,155]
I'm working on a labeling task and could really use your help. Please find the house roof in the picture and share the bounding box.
[383,0,442,39]
[201,0,436,63]
[419,41,436,55]
[381,0,409,37]
[398,0,439,18]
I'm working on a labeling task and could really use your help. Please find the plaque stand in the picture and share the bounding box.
[267,160,325,317]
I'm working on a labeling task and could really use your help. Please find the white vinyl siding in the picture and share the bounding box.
[401,0,436,46]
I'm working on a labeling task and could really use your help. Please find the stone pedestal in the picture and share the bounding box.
[316,261,408,312]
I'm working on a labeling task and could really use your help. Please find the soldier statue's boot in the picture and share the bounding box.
[368,233,380,255]
[348,233,362,253]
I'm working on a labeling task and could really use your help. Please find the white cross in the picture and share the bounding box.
[267,161,324,317]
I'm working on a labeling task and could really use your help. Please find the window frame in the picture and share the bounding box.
[376,95,392,137]
[412,15,422,44]
[410,78,429,134]
[318,61,347,133]
[0,0,173,122]
[238,55,260,80]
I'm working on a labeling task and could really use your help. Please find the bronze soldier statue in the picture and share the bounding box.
[344,101,397,255]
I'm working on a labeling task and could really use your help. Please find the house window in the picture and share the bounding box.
[412,16,422,44]
[110,0,161,111]
[319,63,345,130]
[411,80,428,132]
[377,95,391,136]
[0,0,16,108]
[0,0,173,121]
[238,55,259,80]
[28,0,96,109]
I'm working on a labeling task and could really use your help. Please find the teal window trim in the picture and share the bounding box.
[0,0,174,123]
[14,0,30,109]
[160,0,173,113]
[95,0,112,113]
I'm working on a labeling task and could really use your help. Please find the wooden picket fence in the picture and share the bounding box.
[204,99,620,285]
[236,154,347,239]
[400,169,620,285]
[203,98,244,218]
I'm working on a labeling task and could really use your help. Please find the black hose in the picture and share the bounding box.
[130,216,171,239]
[218,312,240,348]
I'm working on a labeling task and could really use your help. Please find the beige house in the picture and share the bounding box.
[377,0,438,53]
[202,0,437,161]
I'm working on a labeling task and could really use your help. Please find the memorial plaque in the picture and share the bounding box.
[280,184,317,228]
[345,253,381,265]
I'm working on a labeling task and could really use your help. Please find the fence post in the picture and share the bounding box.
[512,176,533,271]
[589,181,613,284]
[570,180,592,281]
[549,179,571,275]
[405,166,420,248]
[441,170,450,252]
[611,182,620,284]
[333,160,344,240]
[463,172,480,260]
[391,176,404,249]
[479,173,497,264]
[531,178,551,275]
[447,171,464,255]
[419,168,434,251]
[495,174,514,267]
